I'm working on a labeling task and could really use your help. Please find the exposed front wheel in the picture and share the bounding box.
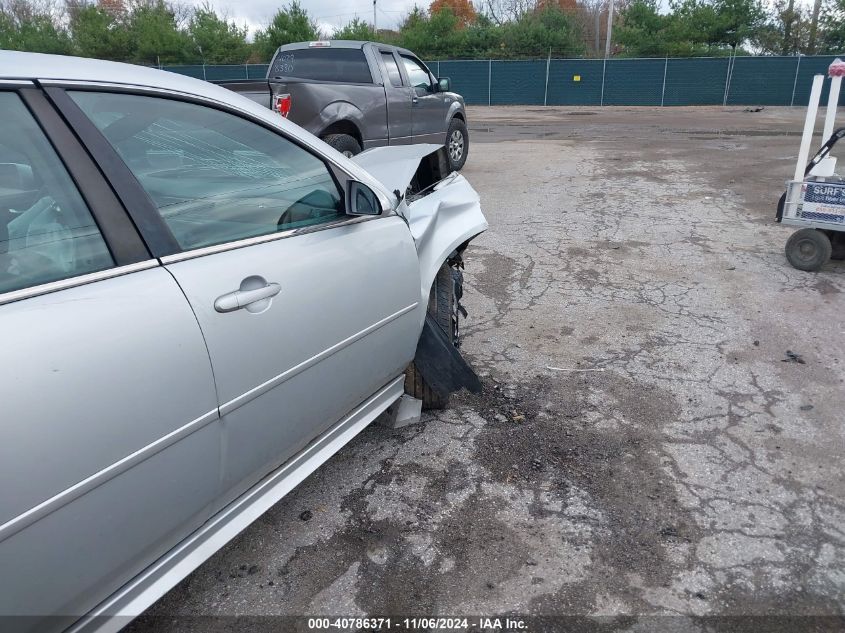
[322,133,361,158]
[446,118,469,171]
[405,262,462,409]
[785,228,832,271]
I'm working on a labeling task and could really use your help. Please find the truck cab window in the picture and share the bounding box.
[381,52,403,87]
[401,56,434,93]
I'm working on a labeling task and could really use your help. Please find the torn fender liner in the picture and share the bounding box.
[414,314,482,397]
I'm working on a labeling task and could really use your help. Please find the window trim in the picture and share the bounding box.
[378,49,405,88]
[0,260,159,307]
[43,86,182,258]
[40,82,387,259]
[16,88,150,266]
[399,54,436,93]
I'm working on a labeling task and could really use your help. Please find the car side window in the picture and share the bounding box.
[0,92,114,295]
[401,56,434,94]
[380,51,403,87]
[69,91,345,252]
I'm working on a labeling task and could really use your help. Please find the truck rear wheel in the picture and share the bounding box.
[322,133,361,158]
[405,263,460,409]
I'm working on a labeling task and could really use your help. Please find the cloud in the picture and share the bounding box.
[183,0,416,35]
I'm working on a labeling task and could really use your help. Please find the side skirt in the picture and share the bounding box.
[67,375,405,633]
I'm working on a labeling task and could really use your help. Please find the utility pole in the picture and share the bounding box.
[604,0,614,59]
[808,0,822,54]
[373,0,377,36]
[594,6,600,56]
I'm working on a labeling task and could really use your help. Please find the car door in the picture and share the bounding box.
[399,54,449,144]
[67,89,423,505]
[377,48,414,145]
[0,86,221,631]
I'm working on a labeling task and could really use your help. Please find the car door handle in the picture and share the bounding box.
[214,283,281,313]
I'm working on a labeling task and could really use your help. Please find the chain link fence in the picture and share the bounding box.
[162,55,845,107]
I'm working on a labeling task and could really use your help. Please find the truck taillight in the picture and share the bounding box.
[274,94,291,118]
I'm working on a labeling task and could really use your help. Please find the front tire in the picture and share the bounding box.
[785,228,832,271]
[405,263,460,409]
[322,133,361,158]
[446,118,469,171]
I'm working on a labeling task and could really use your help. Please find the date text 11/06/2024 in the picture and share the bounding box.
[307,617,529,630]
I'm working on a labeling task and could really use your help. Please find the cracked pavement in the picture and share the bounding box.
[130,106,845,631]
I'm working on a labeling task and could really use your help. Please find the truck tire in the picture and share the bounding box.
[322,133,361,158]
[405,263,459,409]
[785,228,832,271]
[446,118,469,172]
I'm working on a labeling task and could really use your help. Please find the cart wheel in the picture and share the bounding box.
[826,230,845,260]
[785,228,832,271]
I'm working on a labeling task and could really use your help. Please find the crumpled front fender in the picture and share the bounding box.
[350,144,488,319]
[406,174,488,319]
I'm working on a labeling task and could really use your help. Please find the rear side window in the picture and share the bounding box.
[270,48,373,84]
[69,91,345,252]
[0,92,113,295]
[380,52,403,87]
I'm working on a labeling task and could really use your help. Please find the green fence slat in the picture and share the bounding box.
[490,60,546,105]
[438,60,489,105]
[247,64,270,79]
[602,58,665,105]
[546,59,604,105]
[664,57,730,105]
[726,56,797,105]
[163,65,205,79]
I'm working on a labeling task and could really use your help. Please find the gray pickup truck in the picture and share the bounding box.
[221,40,469,171]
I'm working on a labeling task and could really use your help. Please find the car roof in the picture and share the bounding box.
[0,50,238,104]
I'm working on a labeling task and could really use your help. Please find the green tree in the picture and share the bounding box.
[818,0,845,53]
[68,2,134,60]
[616,0,673,56]
[333,16,374,40]
[126,0,191,64]
[0,0,73,54]
[709,0,766,49]
[498,6,585,57]
[253,1,318,61]
[187,3,249,63]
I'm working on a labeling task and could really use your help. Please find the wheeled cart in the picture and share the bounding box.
[777,59,845,271]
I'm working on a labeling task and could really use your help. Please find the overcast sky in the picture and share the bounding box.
[183,0,418,37]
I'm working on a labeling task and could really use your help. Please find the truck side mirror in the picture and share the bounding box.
[438,77,451,92]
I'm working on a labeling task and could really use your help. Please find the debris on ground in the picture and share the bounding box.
[782,350,806,364]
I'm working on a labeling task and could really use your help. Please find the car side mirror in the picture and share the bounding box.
[438,77,451,92]
[347,181,383,216]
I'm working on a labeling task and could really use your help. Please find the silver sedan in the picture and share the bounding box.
[0,51,486,633]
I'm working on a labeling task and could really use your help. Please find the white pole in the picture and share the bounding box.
[544,47,551,106]
[660,55,668,106]
[794,74,824,183]
[600,58,606,106]
[604,0,615,59]
[790,55,802,107]
[822,75,842,143]
[488,59,492,106]
[373,0,377,34]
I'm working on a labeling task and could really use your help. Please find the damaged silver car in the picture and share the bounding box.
[0,52,486,633]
